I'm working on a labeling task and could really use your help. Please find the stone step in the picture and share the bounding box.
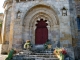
[22,50,53,54]
[24,57,59,60]
[15,53,57,58]
[12,53,58,60]
[12,50,59,60]
[12,56,59,60]
[25,55,56,58]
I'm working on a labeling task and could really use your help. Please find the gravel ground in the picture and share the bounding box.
[0,55,7,60]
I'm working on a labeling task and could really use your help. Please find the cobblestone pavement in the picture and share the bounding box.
[0,55,7,60]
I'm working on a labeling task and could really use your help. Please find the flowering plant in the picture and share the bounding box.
[24,40,31,49]
[61,49,67,55]
[53,48,67,60]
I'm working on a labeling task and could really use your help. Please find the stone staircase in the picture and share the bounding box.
[12,50,59,60]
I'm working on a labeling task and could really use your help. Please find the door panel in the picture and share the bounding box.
[35,19,48,45]
[42,28,48,44]
[35,28,42,44]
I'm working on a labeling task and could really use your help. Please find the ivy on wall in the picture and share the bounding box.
[0,24,2,27]
[0,19,2,27]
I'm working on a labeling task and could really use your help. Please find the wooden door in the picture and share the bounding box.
[35,19,48,45]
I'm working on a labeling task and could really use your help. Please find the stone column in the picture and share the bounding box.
[1,10,7,44]
[9,0,16,51]
[1,10,9,54]
[9,0,23,52]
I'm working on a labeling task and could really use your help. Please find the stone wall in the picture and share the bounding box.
[75,0,80,47]
[1,0,73,54]
[0,13,3,44]
[23,5,59,46]
[1,8,12,54]
[69,0,80,59]
[1,0,13,53]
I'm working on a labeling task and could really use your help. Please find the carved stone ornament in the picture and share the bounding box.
[17,11,21,19]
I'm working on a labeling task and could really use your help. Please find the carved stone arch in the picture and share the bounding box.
[23,4,60,45]
[32,14,51,28]
[29,12,52,28]
[28,12,52,43]
[24,6,59,26]
[23,3,60,20]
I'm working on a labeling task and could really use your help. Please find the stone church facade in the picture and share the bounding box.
[1,0,80,59]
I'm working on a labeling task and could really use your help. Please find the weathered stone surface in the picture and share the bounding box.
[66,48,75,60]
[0,13,3,44]
[2,0,71,49]
[1,44,9,54]
[1,0,77,59]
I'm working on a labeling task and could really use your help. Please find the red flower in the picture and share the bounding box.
[62,50,67,55]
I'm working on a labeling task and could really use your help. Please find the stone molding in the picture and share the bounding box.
[3,0,13,8]
[23,2,60,19]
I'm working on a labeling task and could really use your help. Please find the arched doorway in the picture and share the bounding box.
[35,19,48,45]
[23,4,59,45]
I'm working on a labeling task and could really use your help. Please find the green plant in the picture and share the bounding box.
[5,49,15,60]
[0,24,2,27]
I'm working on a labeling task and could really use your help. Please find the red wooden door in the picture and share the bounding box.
[35,19,48,45]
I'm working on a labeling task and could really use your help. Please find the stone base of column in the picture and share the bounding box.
[12,44,23,53]
[1,44,9,54]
